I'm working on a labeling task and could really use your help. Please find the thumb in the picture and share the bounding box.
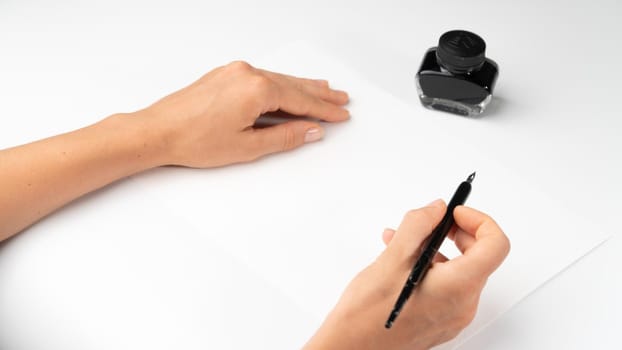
[251,121,324,157]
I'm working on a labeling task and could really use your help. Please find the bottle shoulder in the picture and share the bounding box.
[417,47,443,73]
[416,48,498,93]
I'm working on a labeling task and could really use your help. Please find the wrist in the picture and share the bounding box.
[303,311,363,350]
[99,112,172,170]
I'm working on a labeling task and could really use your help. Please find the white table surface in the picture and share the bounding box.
[1,0,620,349]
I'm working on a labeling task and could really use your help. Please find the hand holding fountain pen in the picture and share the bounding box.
[385,172,476,329]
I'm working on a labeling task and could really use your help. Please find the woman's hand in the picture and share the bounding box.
[304,200,510,350]
[133,61,350,168]
[0,62,348,238]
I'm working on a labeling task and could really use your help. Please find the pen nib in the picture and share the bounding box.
[467,172,476,183]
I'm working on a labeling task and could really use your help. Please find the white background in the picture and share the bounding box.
[1,0,621,349]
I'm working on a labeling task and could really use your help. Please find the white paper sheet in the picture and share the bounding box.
[1,41,607,350]
[132,41,608,349]
[0,180,315,350]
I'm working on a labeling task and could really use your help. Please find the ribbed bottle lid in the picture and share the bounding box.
[436,30,486,74]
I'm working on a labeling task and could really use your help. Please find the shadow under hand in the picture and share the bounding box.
[254,111,322,128]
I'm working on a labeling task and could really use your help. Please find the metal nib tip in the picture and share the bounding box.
[467,172,476,183]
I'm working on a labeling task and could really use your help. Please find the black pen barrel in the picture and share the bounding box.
[385,173,475,329]
[425,181,472,253]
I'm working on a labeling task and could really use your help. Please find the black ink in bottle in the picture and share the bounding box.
[415,30,498,116]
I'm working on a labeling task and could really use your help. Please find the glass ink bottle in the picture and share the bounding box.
[415,30,498,116]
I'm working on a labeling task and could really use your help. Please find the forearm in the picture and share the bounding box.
[0,62,350,240]
[0,112,167,240]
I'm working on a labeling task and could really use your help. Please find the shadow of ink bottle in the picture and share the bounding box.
[416,30,498,116]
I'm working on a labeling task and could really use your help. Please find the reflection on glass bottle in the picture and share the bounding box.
[415,30,499,116]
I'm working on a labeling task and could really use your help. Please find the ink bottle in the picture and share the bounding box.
[415,30,498,116]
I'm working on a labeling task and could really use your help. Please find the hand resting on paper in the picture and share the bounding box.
[0,61,349,238]
[303,200,510,350]
[0,61,509,350]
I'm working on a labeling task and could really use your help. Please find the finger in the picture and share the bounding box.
[451,206,510,278]
[293,77,349,105]
[452,228,477,254]
[446,224,476,254]
[311,79,330,87]
[259,70,349,105]
[281,89,350,122]
[259,75,349,122]
[249,120,324,157]
[303,82,349,105]
[382,228,396,246]
[257,69,319,85]
[384,199,447,261]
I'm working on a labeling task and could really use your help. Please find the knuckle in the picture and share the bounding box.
[293,80,305,93]
[500,231,511,255]
[485,216,511,256]
[248,75,273,94]
[243,75,276,112]
[457,303,478,329]
[281,126,298,151]
[453,317,470,332]
[226,60,253,72]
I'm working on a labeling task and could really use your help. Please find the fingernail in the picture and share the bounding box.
[304,128,324,143]
[342,108,351,119]
[341,91,350,103]
[426,199,444,208]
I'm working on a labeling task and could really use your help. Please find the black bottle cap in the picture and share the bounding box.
[436,30,486,74]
